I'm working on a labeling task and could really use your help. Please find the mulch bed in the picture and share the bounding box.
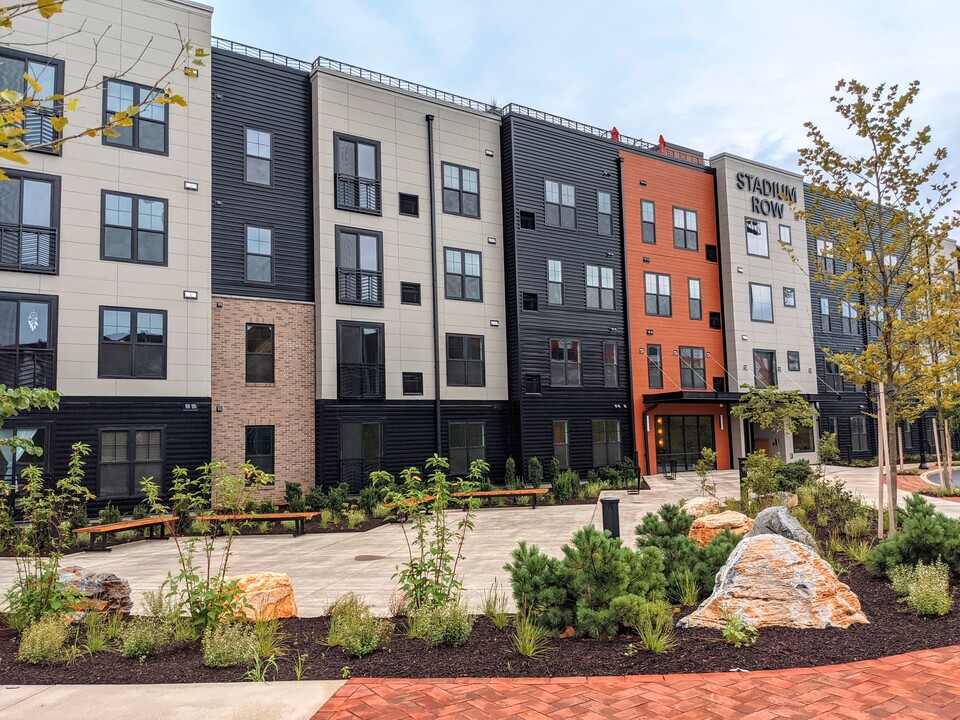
[2,561,958,684]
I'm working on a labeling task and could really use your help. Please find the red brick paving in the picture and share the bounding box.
[311,645,960,719]
[897,473,960,502]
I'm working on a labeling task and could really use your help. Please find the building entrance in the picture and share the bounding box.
[655,415,715,473]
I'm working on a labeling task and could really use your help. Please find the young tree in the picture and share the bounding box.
[730,385,819,436]
[798,79,960,525]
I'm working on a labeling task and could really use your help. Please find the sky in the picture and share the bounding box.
[206,0,960,183]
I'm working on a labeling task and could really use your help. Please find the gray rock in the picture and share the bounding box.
[744,505,818,551]
[58,566,132,613]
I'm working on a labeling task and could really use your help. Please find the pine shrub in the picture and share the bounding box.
[504,457,518,488]
[98,503,122,526]
[528,457,543,489]
[285,483,306,512]
[551,470,580,503]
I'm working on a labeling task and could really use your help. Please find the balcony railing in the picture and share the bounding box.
[0,349,56,389]
[335,174,381,213]
[211,37,313,72]
[338,268,383,306]
[338,363,385,400]
[339,457,385,494]
[0,225,57,272]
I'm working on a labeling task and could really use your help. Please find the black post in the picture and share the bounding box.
[425,114,441,454]
[919,417,929,469]
[601,497,620,538]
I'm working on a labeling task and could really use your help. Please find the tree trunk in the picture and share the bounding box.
[943,417,953,488]
[880,389,896,538]
[933,416,943,479]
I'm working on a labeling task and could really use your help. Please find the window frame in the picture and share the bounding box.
[244,425,275,475]
[585,264,615,310]
[448,421,486,476]
[0,48,65,155]
[446,333,485,387]
[647,343,663,390]
[672,207,698,251]
[597,190,612,236]
[779,224,792,246]
[97,306,167,380]
[679,346,706,390]
[244,224,274,286]
[793,423,815,453]
[745,217,769,258]
[400,282,421,306]
[851,415,869,453]
[817,239,836,274]
[824,360,843,393]
[336,320,386,400]
[398,192,419,217]
[602,341,619,388]
[0,291,58,390]
[101,78,169,156]
[841,300,858,335]
[641,199,656,244]
[444,247,483,302]
[441,162,480,219]
[553,420,570,469]
[820,297,832,332]
[245,323,274,384]
[547,259,563,305]
[97,426,164,499]
[688,278,702,320]
[402,371,424,396]
[749,282,774,323]
[544,179,576,230]
[753,349,777,388]
[549,338,582,388]
[0,424,51,487]
[243,127,273,186]
[339,420,383,491]
[335,225,384,307]
[333,132,382,215]
[787,350,800,372]
[644,272,672,317]
[100,189,168,266]
[0,168,61,274]
[783,287,796,308]
[592,419,622,467]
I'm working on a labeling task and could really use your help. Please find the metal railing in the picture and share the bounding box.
[335,174,380,213]
[339,457,385,494]
[338,268,383,306]
[338,363,386,400]
[0,225,57,272]
[0,349,56,389]
[211,37,313,73]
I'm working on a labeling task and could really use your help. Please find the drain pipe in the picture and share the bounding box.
[426,114,441,453]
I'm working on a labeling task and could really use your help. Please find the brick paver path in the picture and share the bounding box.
[311,645,960,719]
[898,473,960,502]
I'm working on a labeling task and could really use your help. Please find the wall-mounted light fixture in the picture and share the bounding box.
[640,180,648,186]
[642,257,651,263]
[484,149,495,157]
[737,267,744,273]
[740,334,748,341]
[720,415,724,430]
[216,301,224,308]
[215,405,223,413]
[638,348,645,354]
[183,290,198,300]
[706,351,712,358]
[184,181,199,191]
[673,350,679,356]
[742,364,748,371]
[490,319,500,327]
[487,236,497,244]
[645,329,654,336]
[184,403,198,411]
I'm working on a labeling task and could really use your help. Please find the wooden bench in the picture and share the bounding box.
[72,515,179,552]
[452,488,549,509]
[194,512,319,538]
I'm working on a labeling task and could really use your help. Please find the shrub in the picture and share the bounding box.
[504,457,518,489]
[866,495,960,576]
[121,617,174,659]
[582,481,602,499]
[918,486,960,498]
[66,505,90,530]
[818,432,840,465]
[285,483,306,513]
[843,539,871,564]
[17,616,67,665]
[372,503,392,520]
[889,565,915,597]
[305,485,326,511]
[844,514,872,539]
[742,451,783,497]
[617,456,638,488]
[721,610,758,648]
[327,593,392,657]
[616,597,675,653]
[131,502,150,521]
[504,541,574,631]
[552,470,580,504]
[408,602,474,647]
[319,508,335,529]
[143,587,178,621]
[777,460,814,492]
[346,509,367,530]
[906,560,953,616]
[357,485,378,514]
[98,502,122,526]
[803,477,867,527]
[257,500,279,514]
[527,457,543,489]
[550,456,561,482]
[327,483,349,513]
[512,604,551,659]
[115,530,139,542]
[202,622,258,667]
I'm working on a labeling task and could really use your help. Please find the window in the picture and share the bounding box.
[522,292,539,311]
[245,426,274,474]
[445,248,482,301]
[103,79,167,154]
[597,191,612,235]
[904,421,915,450]
[749,283,774,322]
[447,334,485,387]
[779,224,792,245]
[0,426,48,486]
[753,349,777,388]
[519,211,536,229]
[245,226,273,284]
[0,171,58,272]
[783,287,796,308]
[402,371,423,396]
[401,282,421,305]
[545,180,576,229]
[641,200,656,244]
[244,128,272,185]
[98,307,166,379]
[337,321,385,399]
[553,420,569,469]
[399,193,419,217]
[0,49,63,150]
[592,419,622,466]
[824,416,838,436]
[794,424,814,453]
[705,244,718,262]
[449,422,485,476]
[98,428,163,498]
[825,361,843,393]
[245,324,274,383]
[0,294,56,389]
[550,338,581,387]
[101,191,166,265]
[524,373,542,395]
[340,422,382,492]
[442,163,480,218]
[680,346,706,390]
[603,341,619,388]
[745,217,769,257]
[820,297,832,332]
[851,416,869,453]
[817,239,835,273]
[586,265,614,309]
[547,259,563,304]
[647,344,663,390]
[673,207,698,250]
[867,303,881,339]
[709,311,721,330]
[841,301,857,335]
[337,227,383,306]
[335,133,380,213]
[688,278,702,320]
[787,350,800,372]
[644,272,671,316]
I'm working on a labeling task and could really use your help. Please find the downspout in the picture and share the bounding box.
[642,402,659,476]
[426,114,441,453]
[616,155,637,469]
[712,165,736,468]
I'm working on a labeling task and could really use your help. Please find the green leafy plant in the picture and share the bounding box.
[293,652,308,681]
[243,653,279,682]
[550,456,561,482]
[340,666,351,679]
[905,559,953,616]
[319,508,334,529]
[693,447,717,498]
[889,564,916,597]
[202,622,257,667]
[82,611,109,654]
[346,508,367,530]
[408,602,474,647]
[504,457,518,488]
[285,482,306,512]
[105,611,125,642]
[17,615,67,664]
[720,608,758,648]
[252,618,287,660]
[98,502,122,526]
[481,579,509,630]
[511,602,551,659]
[843,539,872,564]
[866,495,960,576]
[617,456,638,488]
[742,451,784,498]
[582,481,602,500]
[844,514,872,539]
[527,457,543,489]
[551,470,580,504]
[121,617,174,659]
[673,568,700,607]
[326,593,393,658]
[818,431,840,466]
[777,460,815,492]
[623,599,676,654]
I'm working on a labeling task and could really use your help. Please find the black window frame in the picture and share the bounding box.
[524,373,542,395]
[851,415,870,453]
[544,179,576,229]
[779,224,792,246]
[547,258,563,305]
[0,168,60,274]
[102,78,168,155]
[446,333,485,387]
[817,239,836,274]
[244,224,274,285]
[793,423,815,453]
[592,419,622,467]
[98,306,167,380]
[0,47,64,154]
[820,297,832,332]
[444,247,483,302]
[597,190,612,236]
[825,361,843,393]
[398,192,419,217]
[336,225,384,307]
[97,427,164,499]
[602,341,619,388]
[679,346,707,390]
[688,277,702,320]
[644,272,672,317]
[522,292,539,311]
[641,199,656,244]
[441,162,480,218]
[783,287,796,308]
[100,189,168,266]
[745,217,769,258]
[339,420,383,491]
[647,344,663,390]
[448,421,485,476]
[245,425,275,475]
[400,282,421,306]
[0,423,51,486]
[336,320,385,400]
[402,371,424,396]
[245,323,274,384]
[753,349,777,388]
[672,207,698,251]
[585,264,615,310]
[749,282,774,323]
[550,338,581,387]
[787,350,800,372]
[553,419,570,469]
[841,300,858,335]
[244,127,273,186]
[334,132,381,215]
[0,291,58,390]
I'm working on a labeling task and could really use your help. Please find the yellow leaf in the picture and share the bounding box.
[50,115,68,132]
[0,90,20,104]
[194,48,209,58]
[101,128,120,138]
[67,98,78,112]
[0,168,8,181]
[0,149,28,164]
[82,128,97,137]
[23,74,41,95]
[158,94,187,107]
[36,0,65,20]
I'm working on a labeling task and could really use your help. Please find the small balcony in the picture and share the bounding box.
[335,174,380,213]
[0,348,56,389]
[0,224,57,273]
[337,268,383,306]
[338,363,385,400]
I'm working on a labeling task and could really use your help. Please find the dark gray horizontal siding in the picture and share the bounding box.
[211,48,313,302]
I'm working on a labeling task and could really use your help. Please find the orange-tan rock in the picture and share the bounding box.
[677,534,869,630]
[229,572,298,621]
[681,496,722,518]
[688,511,754,547]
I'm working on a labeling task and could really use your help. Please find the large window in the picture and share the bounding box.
[245,426,274,474]
[817,239,835,274]
[825,361,843,392]
[545,180,576,229]
[334,133,380,213]
[841,301,858,335]
[753,349,777,388]
[245,128,272,185]
[745,218,769,257]
[0,171,58,272]
[644,272,671,316]
[245,324,274,383]
[820,297,832,332]
[98,428,162,499]
[550,338,581,387]
[553,420,569,469]
[102,191,166,265]
[592,419,621,467]
[337,321,385,399]
[245,226,273,284]
[647,344,663,389]
[0,426,48,486]
[851,416,869,453]
[749,283,774,322]
[688,278,702,320]
[99,307,166,379]
[673,207,698,250]
[447,334,485,387]
[442,163,480,218]
[0,49,63,149]
[597,191,612,235]
[603,341,619,388]
[0,294,56,389]
[641,200,656,244]
[794,424,815,453]
[586,265,614,309]
[103,79,167,154]
[679,346,706,390]
[340,421,382,492]
[547,259,563,304]
[449,422,485,476]
[337,227,383,306]
[445,248,482,301]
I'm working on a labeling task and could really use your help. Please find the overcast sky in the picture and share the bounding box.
[206,0,960,183]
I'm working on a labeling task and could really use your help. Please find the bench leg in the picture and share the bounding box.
[533,494,538,509]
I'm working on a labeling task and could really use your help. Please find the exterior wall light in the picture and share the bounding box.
[184,181,199,191]
[183,290,198,300]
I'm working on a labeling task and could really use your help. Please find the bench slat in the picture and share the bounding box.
[452,489,548,498]
[73,516,178,534]
[195,512,319,522]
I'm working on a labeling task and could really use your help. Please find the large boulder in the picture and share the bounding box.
[745,505,817,551]
[229,572,298,621]
[681,496,721,518]
[688,511,754,547]
[677,535,868,630]
[58,566,132,614]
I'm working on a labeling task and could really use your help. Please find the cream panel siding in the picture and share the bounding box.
[0,0,213,398]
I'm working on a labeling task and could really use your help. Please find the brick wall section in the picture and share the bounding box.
[211,296,316,501]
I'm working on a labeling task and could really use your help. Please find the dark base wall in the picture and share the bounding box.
[4,396,211,512]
